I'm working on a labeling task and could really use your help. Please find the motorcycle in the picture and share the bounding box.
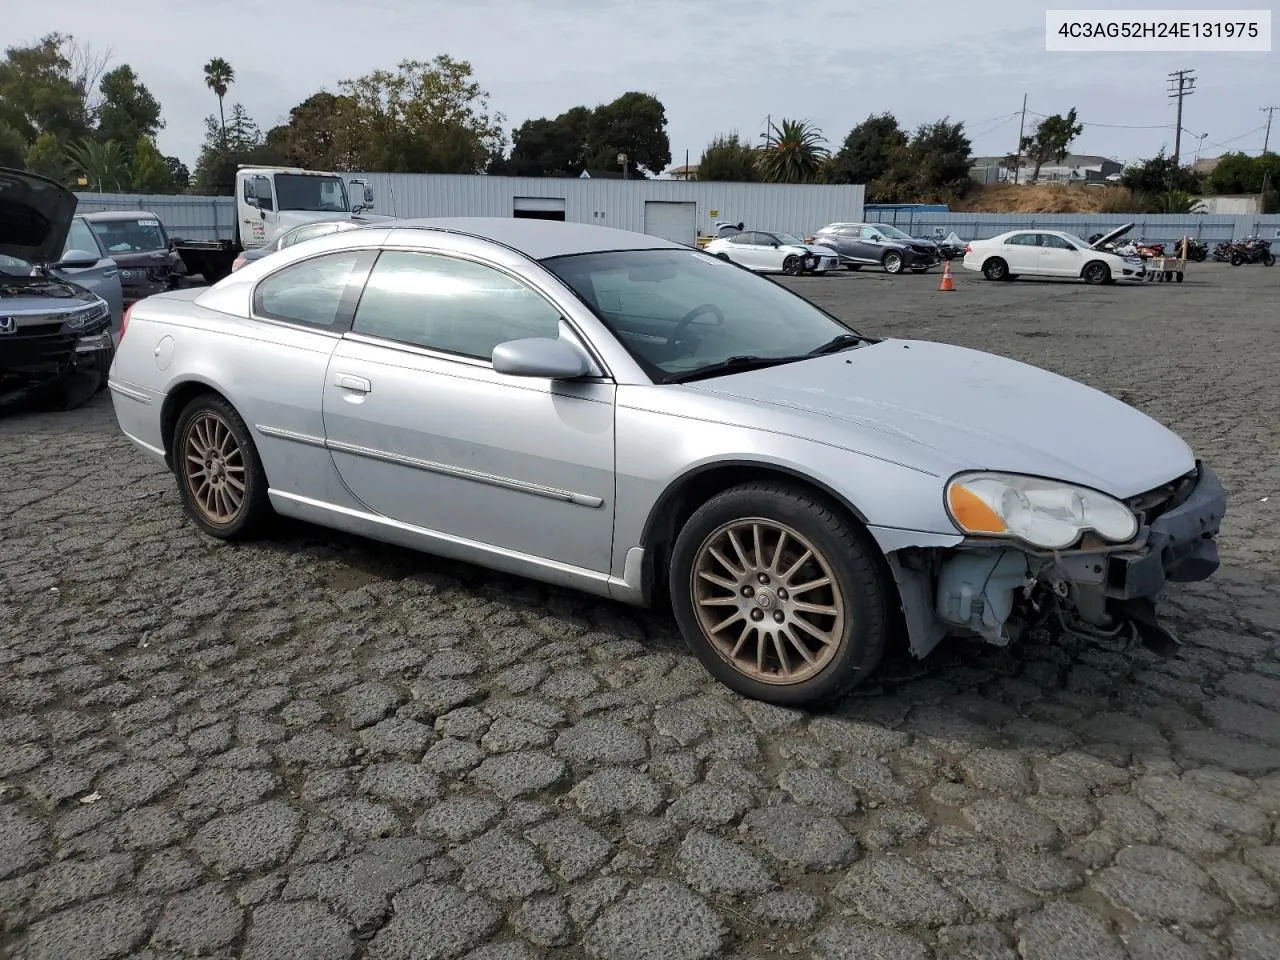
[1134,238,1165,259]
[1230,237,1275,266]
[1212,241,1235,262]
[1170,237,1207,262]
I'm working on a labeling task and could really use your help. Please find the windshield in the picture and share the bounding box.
[87,217,167,254]
[274,174,349,212]
[871,224,913,240]
[775,233,805,246]
[1063,233,1092,249]
[542,248,861,382]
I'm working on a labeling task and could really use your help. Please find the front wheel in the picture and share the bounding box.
[1082,261,1111,285]
[882,251,904,274]
[1263,252,1275,267]
[981,257,1009,281]
[668,483,889,706]
[782,255,803,276]
[173,395,273,540]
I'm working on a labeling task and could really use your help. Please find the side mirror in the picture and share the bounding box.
[492,337,592,380]
[55,250,100,269]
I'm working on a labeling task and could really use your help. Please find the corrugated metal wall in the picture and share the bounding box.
[72,192,233,241]
[72,184,1280,246]
[352,173,866,239]
[858,210,1280,244]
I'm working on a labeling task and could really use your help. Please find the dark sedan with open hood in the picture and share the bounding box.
[1,167,116,410]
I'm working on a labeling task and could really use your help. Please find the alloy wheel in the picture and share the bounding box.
[182,411,247,524]
[690,518,845,685]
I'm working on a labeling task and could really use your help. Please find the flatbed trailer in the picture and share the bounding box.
[1144,238,1193,283]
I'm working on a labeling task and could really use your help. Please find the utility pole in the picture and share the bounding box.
[1167,69,1196,167]
[1263,105,1279,154]
[764,114,772,149]
[1012,93,1028,185]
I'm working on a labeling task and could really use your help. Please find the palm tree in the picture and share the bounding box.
[203,58,235,145]
[756,118,829,184]
[64,138,130,192]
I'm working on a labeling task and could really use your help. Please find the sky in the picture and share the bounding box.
[11,0,1278,172]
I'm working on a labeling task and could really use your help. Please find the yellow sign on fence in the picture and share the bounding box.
[709,209,719,218]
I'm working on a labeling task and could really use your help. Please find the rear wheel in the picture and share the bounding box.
[882,251,904,274]
[981,257,1009,281]
[174,395,272,540]
[668,482,890,706]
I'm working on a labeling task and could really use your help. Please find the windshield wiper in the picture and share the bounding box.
[806,333,865,356]
[661,355,804,384]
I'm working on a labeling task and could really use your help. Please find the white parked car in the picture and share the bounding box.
[962,226,1146,284]
[703,230,840,275]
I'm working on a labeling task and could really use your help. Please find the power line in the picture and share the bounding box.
[1206,125,1265,149]
[1026,110,1171,130]
[1167,68,1196,166]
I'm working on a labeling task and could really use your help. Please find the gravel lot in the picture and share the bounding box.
[2,262,1278,960]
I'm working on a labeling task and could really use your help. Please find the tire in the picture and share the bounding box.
[1231,252,1244,266]
[882,251,905,274]
[173,394,273,540]
[1175,271,1184,283]
[1082,261,1110,285]
[981,257,1008,281]
[1264,252,1275,267]
[845,264,861,271]
[668,482,890,706]
[782,255,803,276]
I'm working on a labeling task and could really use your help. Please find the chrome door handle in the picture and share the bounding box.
[334,374,371,393]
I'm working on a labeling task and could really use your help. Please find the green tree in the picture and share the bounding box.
[165,156,190,192]
[24,131,67,180]
[493,93,668,177]
[337,55,504,174]
[822,113,906,186]
[697,132,759,182]
[1205,151,1280,194]
[872,118,973,203]
[585,92,670,175]
[1120,149,1201,193]
[264,92,361,170]
[0,120,24,167]
[64,136,129,191]
[1019,108,1083,181]
[191,104,268,194]
[755,118,829,184]
[0,33,92,144]
[203,57,235,145]
[1150,190,1205,213]
[96,65,163,149]
[130,136,171,192]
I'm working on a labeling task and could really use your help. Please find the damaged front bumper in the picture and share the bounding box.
[893,462,1226,658]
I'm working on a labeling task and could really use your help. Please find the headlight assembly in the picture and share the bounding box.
[945,472,1138,550]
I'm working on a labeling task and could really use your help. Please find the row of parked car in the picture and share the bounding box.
[0,168,187,411]
[703,222,950,276]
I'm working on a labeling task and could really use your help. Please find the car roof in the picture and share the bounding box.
[391,217,686,259]
[79,210,161,221]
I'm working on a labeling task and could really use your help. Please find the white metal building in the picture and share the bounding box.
[350,173,865,246]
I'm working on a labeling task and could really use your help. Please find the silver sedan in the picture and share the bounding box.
[107,218,1226,705]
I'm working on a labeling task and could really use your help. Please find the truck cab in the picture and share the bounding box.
[237,167,375,250]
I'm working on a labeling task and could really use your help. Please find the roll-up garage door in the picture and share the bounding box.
[642,201,697,246]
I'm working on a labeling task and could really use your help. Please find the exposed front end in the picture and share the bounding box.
[892,463,1226,659]
[0,298,114,405]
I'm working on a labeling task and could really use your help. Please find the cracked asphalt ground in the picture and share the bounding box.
[2,262,1279,960]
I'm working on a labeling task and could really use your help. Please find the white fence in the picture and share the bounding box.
[73,191,1280,246]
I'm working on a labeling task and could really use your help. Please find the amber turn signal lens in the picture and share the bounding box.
[947,484,1008,534]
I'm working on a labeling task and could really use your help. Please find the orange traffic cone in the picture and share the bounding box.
[938,259,955,292]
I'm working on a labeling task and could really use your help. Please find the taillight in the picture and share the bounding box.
[119,303,133,342]
[231,257,246,272]
[964,243,972,253]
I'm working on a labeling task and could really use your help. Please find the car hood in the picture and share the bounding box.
[0,167,77,266]
[690,338,1194,499]
[0,273,97,311]
[1090,223,1134,250]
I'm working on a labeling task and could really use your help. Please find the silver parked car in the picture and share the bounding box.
[107,218,1226,705]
